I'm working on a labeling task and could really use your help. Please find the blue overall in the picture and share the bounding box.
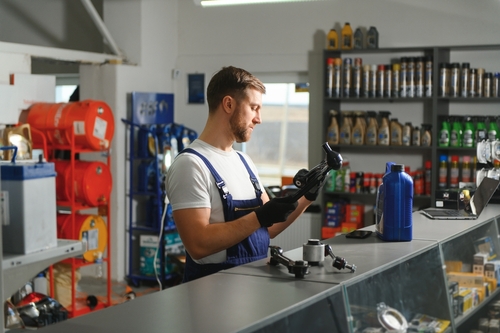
[180,148,270,282]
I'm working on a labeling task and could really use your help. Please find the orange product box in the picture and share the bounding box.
[321,227,341,240]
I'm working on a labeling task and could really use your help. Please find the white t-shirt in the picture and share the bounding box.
[165,139,264,264]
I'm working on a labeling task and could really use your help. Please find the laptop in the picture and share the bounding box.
[420,177,500,220]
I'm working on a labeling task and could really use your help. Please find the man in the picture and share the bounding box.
[165,66,322,282]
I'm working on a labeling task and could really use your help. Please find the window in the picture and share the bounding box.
[244,82,309,187]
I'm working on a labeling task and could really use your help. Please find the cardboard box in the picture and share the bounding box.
[447,272,485,289]
[321,227,340,240]
[474,253,489,274]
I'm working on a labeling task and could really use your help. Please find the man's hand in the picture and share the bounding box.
[254,197,298,228]
[304,173,329,202]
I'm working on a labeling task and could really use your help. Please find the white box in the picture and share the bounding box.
[1,160,57,254]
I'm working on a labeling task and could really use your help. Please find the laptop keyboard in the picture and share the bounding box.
[442,210,465,216]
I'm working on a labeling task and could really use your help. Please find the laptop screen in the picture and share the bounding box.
[471,177,500,216]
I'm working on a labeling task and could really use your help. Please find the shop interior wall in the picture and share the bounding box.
[2,0,500,282]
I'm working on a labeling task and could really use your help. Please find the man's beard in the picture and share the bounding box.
[229,107,251,143]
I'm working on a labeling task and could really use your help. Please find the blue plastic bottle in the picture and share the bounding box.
[376,163,413,241]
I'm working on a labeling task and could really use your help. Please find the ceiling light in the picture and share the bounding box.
[196,0,324,7]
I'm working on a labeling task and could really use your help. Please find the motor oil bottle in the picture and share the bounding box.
[341,22,353,50]
[450,116,463,147]
[384,64,392,98]
[412,126,421,146]
[366,26,379,49]
[450,63,460,97]
[326,58,334,97]
[400,57,407,98]
[326,28,339,50]
[415,57,424,97]
[449,155,459,188]
[406,57,415,98]
[402,122,412,146]
[392,63,400,98]
[352,111,366,145]
[369,65,377,98]
[375,163,413,242]
[462,156,471,183]
[421,124,432,147]
[378,111,391,146]
[488,116,500,141]
[365,111,378,145]
[343,58,352,97]
[463,116,475,148]
[438,154,448,188]
[362,64,371,98]
[377,64,385,98]
[326,110,339,146]
[424,160,432,195]
[475,116,487,143]
[390,118,403,146]
[353,28,364,49]
[424,56,433,97]
[352,58,362,98]
[332,58,342,98]
[339,112,352,144]
[439,117,451,147]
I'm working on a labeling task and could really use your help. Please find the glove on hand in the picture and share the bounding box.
[304,172,329,202]
[254,197,298,228]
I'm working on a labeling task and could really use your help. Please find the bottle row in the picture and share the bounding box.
[325,55,433,99]
[438,155,477,189]
[326,23,378,50]
[325,160,432,197]
[327,110,432,147]
[439,115,500,148]
[438,62,500,98]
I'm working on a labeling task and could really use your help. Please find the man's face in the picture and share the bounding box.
[230,88,262,143]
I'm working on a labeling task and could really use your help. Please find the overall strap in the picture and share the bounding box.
[236,152,262,198]
[181,148,229,197]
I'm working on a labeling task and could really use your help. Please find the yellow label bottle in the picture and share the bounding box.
[326,29,339,50]
[378,111,391,146]
[340,111,353,144]
[341,22,353,50]
[365,111,378,145]
[326,110,339,145]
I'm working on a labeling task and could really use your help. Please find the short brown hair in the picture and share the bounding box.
[206,66,266,112]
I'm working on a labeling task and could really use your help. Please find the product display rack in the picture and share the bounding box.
[124,92,177,288]
[45,130,113,318]
[321,44,500,227]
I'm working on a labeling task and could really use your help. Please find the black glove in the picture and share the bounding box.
[254,197,298,228]
[304,172,329,202]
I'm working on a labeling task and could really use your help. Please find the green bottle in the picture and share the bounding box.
[475,116,487,143]
[488,116,500,141]
[463,116,475,148]
[439,117,451,147]
[450,116,463,147]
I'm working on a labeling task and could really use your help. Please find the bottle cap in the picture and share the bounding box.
[463,156,470,163]
[462,62,470,68]
[451,155,459,162]
[334,58,342,65]
[391,164,404,172]
[425,160,432,168]
[393,63,400,71]
[363,64,371,71]
[439,155,448,162]
[327,58,334,65]
[451,63,460,68]
[378,64,385,71]
[371,64,377,71]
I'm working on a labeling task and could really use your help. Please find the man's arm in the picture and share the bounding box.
[173,207,261,260]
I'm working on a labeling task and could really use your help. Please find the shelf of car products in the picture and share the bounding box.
[320,45,500,233]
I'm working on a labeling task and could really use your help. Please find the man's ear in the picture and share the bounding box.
[221,95,234,114]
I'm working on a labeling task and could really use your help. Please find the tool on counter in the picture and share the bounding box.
[325,244,356,272]
[303,239,356,272]
[268,246,309,278]
[286,142,343,202]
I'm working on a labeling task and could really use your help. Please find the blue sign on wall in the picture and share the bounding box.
[131,92,174,125]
